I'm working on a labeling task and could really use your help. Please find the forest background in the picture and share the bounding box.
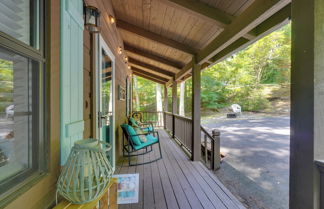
[132,24,291,118]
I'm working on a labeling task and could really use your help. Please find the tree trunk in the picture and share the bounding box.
[133,76,140,110]
[179,81,185,116]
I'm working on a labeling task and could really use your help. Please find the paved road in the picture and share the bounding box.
[203,116,290,209]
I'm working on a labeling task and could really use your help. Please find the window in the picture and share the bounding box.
[0,0,40,49]
[0,0,46,204]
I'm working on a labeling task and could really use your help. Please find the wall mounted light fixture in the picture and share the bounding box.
[117,47,123,54]
[109,15,115,24]
[84,5,101,33]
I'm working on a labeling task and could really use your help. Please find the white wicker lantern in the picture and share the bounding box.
[57,139,113,204]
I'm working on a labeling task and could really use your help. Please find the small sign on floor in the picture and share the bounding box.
[112,173,139,204]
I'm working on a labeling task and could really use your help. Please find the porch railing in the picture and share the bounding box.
[201,126,221,170]
[165,111,173,132]
[164,111,221,170]
[133,111,164,127]
[174,114,193,152]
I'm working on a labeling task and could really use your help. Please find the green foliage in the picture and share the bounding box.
[133,23,291,113]
[0,59,13,112]
[133,76,157,111]
[199,23,291,112]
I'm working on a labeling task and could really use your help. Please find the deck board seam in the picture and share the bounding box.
[196,162,246,209]
[191,162,241,209]
[160,137,206,209]
[116,129,245,209]
[155,140,181,209]
[164,133,243,209]
[163,136,225,209]
[160,131,218,209]
[160,141,199,209]
[150,144,168,209]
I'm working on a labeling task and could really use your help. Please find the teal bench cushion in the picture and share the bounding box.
[122,124,142,146]
[129,117,139,127]
[134,134,158,150]
[142,126,153,132]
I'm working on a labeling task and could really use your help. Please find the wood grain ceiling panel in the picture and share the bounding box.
[113,0,224,52]
[133,72,166,84]
[113,0,272,80]
[120,30,191,65]
[130,62,172,79]
[233,0,256,16]
[124,44,182,70]
[128,57,175,77]
[127,51,180,74]
[124,43,183,67]
[199,0,253,16]
[132,66,169,82]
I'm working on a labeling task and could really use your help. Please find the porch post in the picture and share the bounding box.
[172,80,177,114]
[172,80,177,137]
[164,85,168,129]
[164,85,168,112]
[191,59,201,161]
[290,0,324,208]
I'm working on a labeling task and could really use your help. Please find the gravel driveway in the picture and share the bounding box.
[202,116,290,209]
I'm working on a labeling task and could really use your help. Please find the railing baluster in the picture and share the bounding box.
[161,112,223,170]
[210,139,214,169]
[204,134,208,164]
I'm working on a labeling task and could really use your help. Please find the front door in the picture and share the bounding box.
[96,35,115,170]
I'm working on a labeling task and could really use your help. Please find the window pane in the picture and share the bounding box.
[101,49,113,118]
[0,47,38,189]
[0,0,40,48]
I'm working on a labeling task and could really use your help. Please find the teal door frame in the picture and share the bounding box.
[96,35,116,170]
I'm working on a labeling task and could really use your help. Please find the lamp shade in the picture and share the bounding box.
[57,139,113,204]
[84,5,100,33]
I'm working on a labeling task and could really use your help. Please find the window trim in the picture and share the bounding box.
[0,172,47,208]
[0,33,44,62]
[0,0,44,57]
[0,43,47,208]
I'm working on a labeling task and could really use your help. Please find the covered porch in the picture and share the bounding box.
[116,129,245,209]
[2,0,324,208]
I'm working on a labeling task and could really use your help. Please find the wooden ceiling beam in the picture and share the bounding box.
[252,4,291,36]
[196,0,290,65]
[165,0,233,28]
[175,1,291,81]
[116,19,197,55]
[166,0,257,39]
[102,76,112,81]
[124,43,183,70]
[243,33,257,40]
[174,59,211,81]
[133,72,166,84]
[128,57,175,77]
[165,79,173,87]
[210,37,250,63]
[131,66,169,82]
[210,4,291,63]
[175,59,193,81]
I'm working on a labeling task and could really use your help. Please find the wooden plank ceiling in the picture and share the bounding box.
[111,0,291,85]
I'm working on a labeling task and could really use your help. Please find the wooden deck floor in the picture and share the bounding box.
[115,129,246,209]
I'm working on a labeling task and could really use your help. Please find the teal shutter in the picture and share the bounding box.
[60,0,84,165]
